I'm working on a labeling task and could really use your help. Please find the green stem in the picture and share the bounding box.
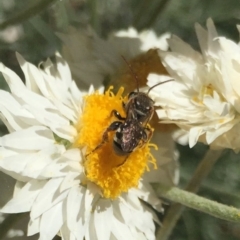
[181,171,240,203]
[0,0,58,30]
[156,183,240,222]
[156,149,223,240]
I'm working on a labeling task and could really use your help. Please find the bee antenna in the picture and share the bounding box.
[147,79,174,95]
[121,55,139,93]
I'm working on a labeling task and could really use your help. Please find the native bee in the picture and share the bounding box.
[86,57,173,165]
[85,109,152,166]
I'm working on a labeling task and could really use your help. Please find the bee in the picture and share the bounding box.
[86,57,173,165]
[85,109,152,166]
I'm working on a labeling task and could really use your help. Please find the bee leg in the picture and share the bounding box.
[137,127,153,149]
[111,109,126,120]
[85,121,122,157]
[142,127,153,142]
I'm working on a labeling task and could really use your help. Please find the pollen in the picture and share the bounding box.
[75,87,156,199]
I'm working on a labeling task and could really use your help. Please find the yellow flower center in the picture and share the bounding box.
[75,87,157,199]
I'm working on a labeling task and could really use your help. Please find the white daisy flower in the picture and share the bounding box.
[148,19,240,151]
[57,27,170,91]
[57,27,178,185]
[0,53,166,240]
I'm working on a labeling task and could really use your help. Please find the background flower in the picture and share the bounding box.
[57,27,170,90]
[148,19,240,151]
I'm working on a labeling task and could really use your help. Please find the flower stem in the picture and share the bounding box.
[181,171,240,203]
[156,183,240,222]
[0,0,58,30]
[156,149,223,240]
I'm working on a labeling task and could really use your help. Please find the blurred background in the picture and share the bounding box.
[0,0,240,239]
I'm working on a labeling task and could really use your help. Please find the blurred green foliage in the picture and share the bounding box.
[0,0,240,239]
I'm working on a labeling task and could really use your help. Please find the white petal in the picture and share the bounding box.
[49,124,76,142]
[13,180,25,197]
[0,63,25,91]
[111,217,134,239]
[206,18,219,53]
[0,147,17,159]
[195,22,208,55]
[60,148,83,173]
[52,99,77,123]
[94,199,113,240]
[0,145,67,181]
[24,105,70,130]
[1,62,56,111]
[1,180,47,213]
[0,90,35,130]
[55,52,72,88]
[39,201,64,240]
[84,183,100,219]
[30,178,67,219]
[69,81,83,106]
[28,217,40,236]
[60,172,80,193]
[133,181,162,212]
[206,123,234,144]
[168,35,202,61]
[39,158,69,179]
[60,223,71,240]
[67,186,85,240]
[62,148,82,162]
[16,52,41,93]
[189,127,204,148]
[0,126,54,150]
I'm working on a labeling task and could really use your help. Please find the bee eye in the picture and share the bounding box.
[136,101,140,105]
